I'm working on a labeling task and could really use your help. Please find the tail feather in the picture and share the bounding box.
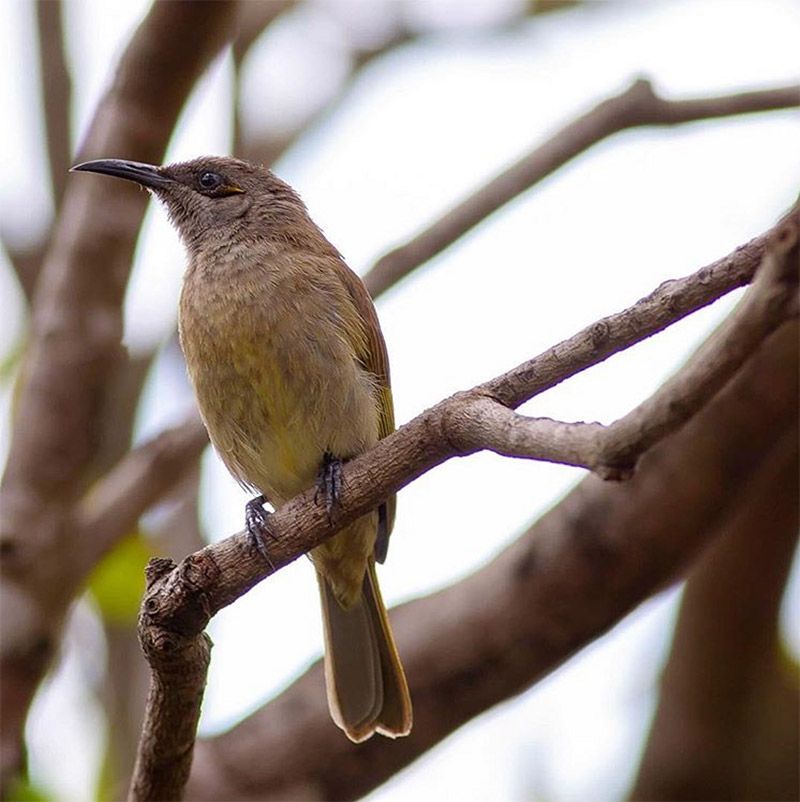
[364,561,412,738]
[317,561,412,742]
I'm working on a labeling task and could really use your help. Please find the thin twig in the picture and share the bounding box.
[1,2,74,304]
[36,0,72,212]
[0,242,44,302]
[452,219,799,475]
[363,79,800,297]
[231,0,296,158]
[480,225,773,407]
[238,13,417,167]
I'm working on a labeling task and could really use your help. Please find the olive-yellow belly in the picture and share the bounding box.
[179,270,381,607]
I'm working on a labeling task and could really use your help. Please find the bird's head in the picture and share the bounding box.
[71,156,314,253]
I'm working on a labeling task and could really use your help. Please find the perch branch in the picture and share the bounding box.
[129,213,796,799]
[63,87,793,575]
[138,214,797,622]
[183,323,798,801]
[363,79,800,297]
[479,221,778,407]
[128,561,213,802]
[100,213,784,568]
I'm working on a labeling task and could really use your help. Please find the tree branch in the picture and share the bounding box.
[28,155,781,633]
[1,0,237,564]
[238,17,418,168]
[128,560,213,802]
[36,0,72,212]
[73,211,785,597]
[0,1,73,304]
[133,215,789,629]
[0,242,43,303]
[57,88,792,586]
[72,416,208,581]
[478,220,777,408]
[630,426,799,801]
[129,212,795,799]
[452,218,799,476]
[362,79,800,297]
[136,210,792,613]
[185,322,798,801]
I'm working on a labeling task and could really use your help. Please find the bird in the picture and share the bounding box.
[71,155,412,742]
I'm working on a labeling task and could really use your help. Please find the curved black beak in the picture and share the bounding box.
[70,159,173,189]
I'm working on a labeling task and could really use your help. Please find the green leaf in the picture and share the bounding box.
[5,775,51,801]
[88,532,152,626]
[0,335,25,385]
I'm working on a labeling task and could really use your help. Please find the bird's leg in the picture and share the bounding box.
[246,494,276,566]
[315,452,343,522]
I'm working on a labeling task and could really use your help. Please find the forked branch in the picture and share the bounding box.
[129,211,797,800]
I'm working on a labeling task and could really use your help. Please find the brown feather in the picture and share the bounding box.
[333,257,397,558]
[77,154,411,741]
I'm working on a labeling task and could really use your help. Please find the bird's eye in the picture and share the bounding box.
[198,171,222,191]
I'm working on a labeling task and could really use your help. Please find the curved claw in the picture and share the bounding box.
[315,453,343,522]
[245,494,275,568]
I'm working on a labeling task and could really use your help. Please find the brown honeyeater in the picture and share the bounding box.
[72,156,412,742]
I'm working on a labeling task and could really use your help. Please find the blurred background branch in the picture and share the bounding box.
[362,79,800,298]
[0,1,238,793]
[35,0,71,217]
[630,426,799,801]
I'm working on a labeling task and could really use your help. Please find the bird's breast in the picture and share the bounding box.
[178,261,380,502]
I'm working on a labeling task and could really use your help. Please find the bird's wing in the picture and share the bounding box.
[335,259,396,561]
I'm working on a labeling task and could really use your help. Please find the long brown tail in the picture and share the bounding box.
[317,560,412,742]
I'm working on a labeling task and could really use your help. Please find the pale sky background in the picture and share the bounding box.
[1,1,799,800]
